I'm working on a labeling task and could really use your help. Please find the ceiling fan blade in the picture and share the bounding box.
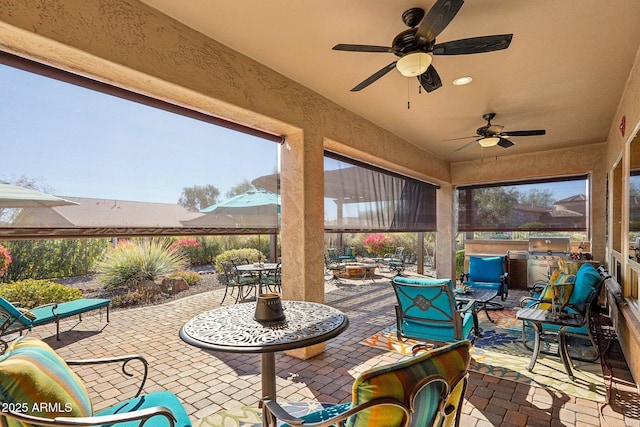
[455,139,479,151]
[444,135,477,141]
[415,0,464,45]
[417,65,442,93]
[351,62,397,92]
[433,34,513,55]
[501,129,546,137]
[333,44,394,53]
[497,137,515,148]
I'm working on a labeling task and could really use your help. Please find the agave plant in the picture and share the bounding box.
[96,239,188,289]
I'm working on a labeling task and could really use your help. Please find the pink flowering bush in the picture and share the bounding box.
[364,233,395,256]
[0,244,12,277]
[170,238,201,265]
[170,238,200,252]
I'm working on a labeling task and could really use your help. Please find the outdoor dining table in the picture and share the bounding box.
[235,262,279,295]
[179,300,349,402]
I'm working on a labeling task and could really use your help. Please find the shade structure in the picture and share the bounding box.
[0,181,78,208]
[182,188,280,230]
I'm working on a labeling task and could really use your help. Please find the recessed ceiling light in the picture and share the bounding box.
[453,76,473,86]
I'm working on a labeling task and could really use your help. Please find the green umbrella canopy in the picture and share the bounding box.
[0,181,78,208]
[200,188,280,214]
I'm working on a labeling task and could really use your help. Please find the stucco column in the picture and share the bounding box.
[436,183,456,280]
[280,130,327,359]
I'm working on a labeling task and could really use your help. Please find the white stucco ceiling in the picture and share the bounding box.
[140,0,640,162]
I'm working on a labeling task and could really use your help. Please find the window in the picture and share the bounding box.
[457,175,589,233]
[0,52,281,238]
[323,153,437,232]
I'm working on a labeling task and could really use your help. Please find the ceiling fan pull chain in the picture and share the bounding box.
[407,78,411,109]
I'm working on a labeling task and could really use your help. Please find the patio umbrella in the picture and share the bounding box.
[198,188,280,228]
[0,181,78,208]
[197,188,280,260]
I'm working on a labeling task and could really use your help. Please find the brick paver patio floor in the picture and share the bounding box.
[18,270,639,426]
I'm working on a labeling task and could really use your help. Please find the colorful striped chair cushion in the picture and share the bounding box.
[347,340,471,427]
[0,337,93,427]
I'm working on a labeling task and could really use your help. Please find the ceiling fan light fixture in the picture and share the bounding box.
[478,137,500,147]
[396,52,432,77]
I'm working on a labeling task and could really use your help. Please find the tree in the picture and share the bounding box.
[473,187,520,228]
[226,180,254,199]
[178,184,220,212]
[519,188,555,209]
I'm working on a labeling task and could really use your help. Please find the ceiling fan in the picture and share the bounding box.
[452,113,546,151]
[332,0,513,92]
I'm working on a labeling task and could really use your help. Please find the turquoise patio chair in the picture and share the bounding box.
[460,255,509,309]
[520,263,605,361]
[392,277,478,345]
[0,336,191,427]
[262,340,471,427]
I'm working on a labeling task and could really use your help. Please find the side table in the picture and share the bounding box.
[516,307,584,380]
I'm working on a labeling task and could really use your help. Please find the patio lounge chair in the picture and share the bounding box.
[262,340,471,427]
[0,336,191,427]
[0,296,110,343]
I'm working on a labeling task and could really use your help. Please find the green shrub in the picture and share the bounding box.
[168,270,202,286]
[215,248,261,272]
[0,279,82,309]
[1,238,111,282]
[96,239,188,289]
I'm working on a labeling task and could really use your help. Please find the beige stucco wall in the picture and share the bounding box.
[0,0,450,305]
[451,143,607,263]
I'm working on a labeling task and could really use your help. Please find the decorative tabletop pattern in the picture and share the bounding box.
[180,301,348,353]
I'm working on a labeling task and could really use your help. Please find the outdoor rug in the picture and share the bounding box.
[360,309,607,402]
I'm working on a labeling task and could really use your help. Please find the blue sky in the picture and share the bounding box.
[0,64,278,204]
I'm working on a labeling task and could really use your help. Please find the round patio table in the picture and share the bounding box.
[179,300,349,401]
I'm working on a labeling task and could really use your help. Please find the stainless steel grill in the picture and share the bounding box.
[527,237,571,288]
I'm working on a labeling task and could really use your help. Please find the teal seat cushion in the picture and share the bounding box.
[28,306,57,325]
[0,297,33,327]
[393,277,453,289]
[96,391,191,427]
[568,264,601,307]
[281,402,352,427]
[525,320,588,336]
[401,312,474,342]
[465,280,501,291]
[53,298,110,318]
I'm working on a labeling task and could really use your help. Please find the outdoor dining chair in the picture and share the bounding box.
[220,261,256,303]
[262,262,282,294]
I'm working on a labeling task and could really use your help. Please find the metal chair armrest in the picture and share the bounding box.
[2,406,177,427]
[66,355,149,398]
